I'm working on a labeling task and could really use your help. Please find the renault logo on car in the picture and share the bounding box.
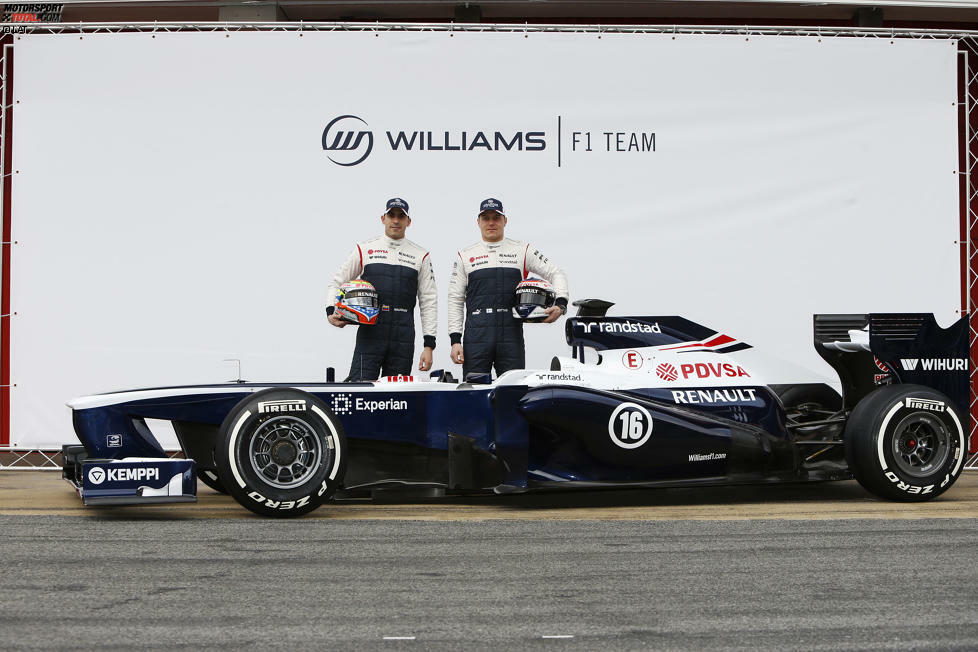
[322,114,374,166]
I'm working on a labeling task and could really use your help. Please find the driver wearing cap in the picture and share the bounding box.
[447,198,568,378]
[326,198,437,381]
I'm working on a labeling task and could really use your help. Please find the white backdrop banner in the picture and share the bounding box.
[8,30,960,448]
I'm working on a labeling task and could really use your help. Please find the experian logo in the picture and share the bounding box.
[329,393,407,414]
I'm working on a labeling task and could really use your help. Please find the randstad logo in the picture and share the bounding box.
[322,115,374,167]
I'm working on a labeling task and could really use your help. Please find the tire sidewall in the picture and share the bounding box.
[846,385,965,501]
[197,468,228,494]
[216,388,346,517]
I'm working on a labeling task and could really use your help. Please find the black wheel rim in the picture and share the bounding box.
[247,415,326,489]
[890,412,950,479]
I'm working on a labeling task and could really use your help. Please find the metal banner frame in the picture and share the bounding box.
[0,21,974,469]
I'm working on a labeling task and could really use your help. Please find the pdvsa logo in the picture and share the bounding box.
[322,115,374,167]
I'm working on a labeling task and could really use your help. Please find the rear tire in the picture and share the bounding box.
[215,388,346,517]
[777,383,842,412]
[845,384,965,501]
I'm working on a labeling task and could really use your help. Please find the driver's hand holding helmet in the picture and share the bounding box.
[513,278,558,322]
[329,280,380,328]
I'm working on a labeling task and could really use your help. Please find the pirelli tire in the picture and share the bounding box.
[215,388,347,518]
[844,384,966,502]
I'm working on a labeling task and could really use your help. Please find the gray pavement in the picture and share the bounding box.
[1,517,977,650]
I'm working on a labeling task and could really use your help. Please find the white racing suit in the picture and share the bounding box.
[326,235,437,381]
[447,238,568,378]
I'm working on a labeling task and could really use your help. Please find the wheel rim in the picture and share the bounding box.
[247,415,325,489]
[890,412,950,478]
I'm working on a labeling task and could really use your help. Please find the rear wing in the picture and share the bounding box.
[814,313,969,414]
[564,299,751,354]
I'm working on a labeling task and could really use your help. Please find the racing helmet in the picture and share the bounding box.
[335,280,380,325]
[512,278,555,322]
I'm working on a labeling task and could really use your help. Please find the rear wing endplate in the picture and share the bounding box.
[814,313,969,414]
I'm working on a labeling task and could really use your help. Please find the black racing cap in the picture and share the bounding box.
[478,198,505,216]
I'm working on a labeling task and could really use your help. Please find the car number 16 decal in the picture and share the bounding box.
[608,402,654,449]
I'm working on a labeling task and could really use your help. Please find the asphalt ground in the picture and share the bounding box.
[1,473,977,650]
[4,471,978,521]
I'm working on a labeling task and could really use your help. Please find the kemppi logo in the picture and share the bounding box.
[322,115,374,166]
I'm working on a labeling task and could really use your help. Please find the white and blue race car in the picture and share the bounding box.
[62,300,971,517]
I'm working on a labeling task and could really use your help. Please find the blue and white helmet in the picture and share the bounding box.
[512,278,555,322]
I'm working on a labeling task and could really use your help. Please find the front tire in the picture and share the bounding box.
[845,384,966,502]
[197,468,228,494]
[215,388,346,517]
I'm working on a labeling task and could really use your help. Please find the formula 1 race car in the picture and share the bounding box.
[62,300,971,517]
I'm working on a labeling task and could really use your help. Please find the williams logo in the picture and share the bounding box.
[321,113,657,168]
[321,115,374,167]
[321,113,546,167]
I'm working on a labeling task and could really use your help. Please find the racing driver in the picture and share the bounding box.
[448,198,568,378]
[326,198,437,381]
